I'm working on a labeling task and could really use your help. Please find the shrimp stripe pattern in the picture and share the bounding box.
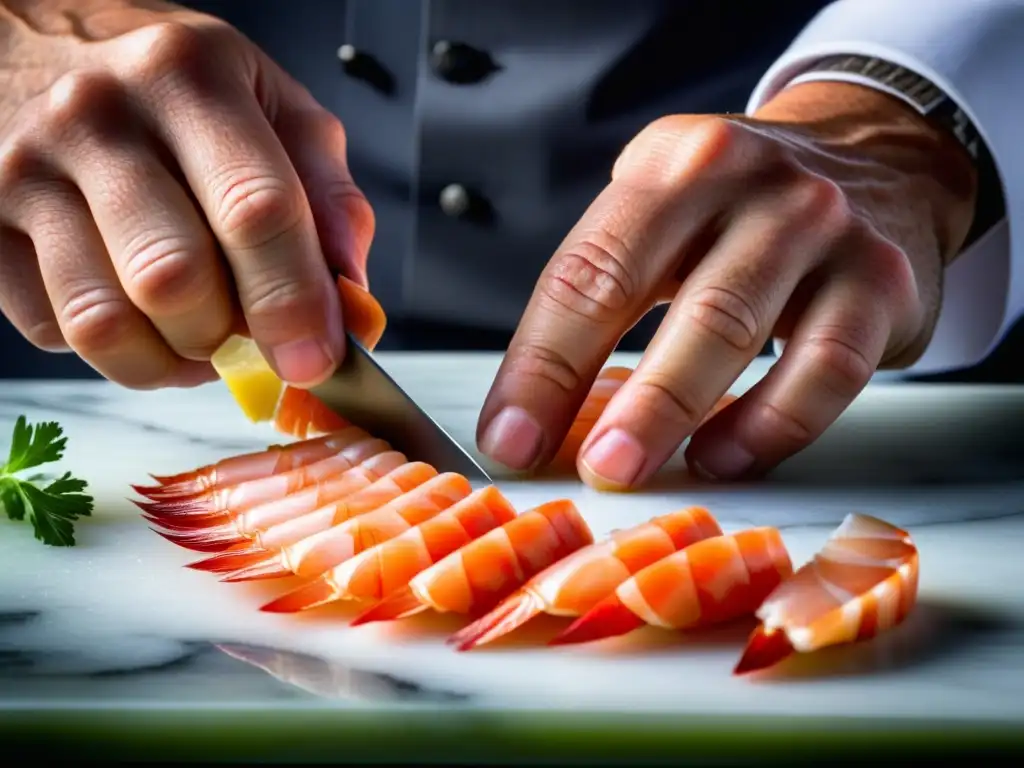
[185,462,439,573]
[222,472,473,586]
[352,499,595,627]
[551,527,793,646]
[262,486,524,612]
[733,513,919,675]
[444,506,723,650]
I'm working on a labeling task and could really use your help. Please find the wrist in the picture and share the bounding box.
[754,80,978,266]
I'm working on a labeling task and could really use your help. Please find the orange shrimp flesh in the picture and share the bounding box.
[444,506,722,650]
[551,367,632,467]
[186,462,439,573]
[144,439,399,553]
[133,429,358,501]
[733,513,919,676]
[222,472,472,589]
[353,499,594,627]
[550,526,792,646]
[136,427,383,518]
[259,486,518,611]
[146,450,406,535]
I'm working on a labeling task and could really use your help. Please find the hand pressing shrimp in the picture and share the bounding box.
[550,527,792,646]
[351,499,595,627]
[445,506,723,650]
[733,513,919,675]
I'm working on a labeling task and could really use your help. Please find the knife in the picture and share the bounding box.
[309,333,493,485]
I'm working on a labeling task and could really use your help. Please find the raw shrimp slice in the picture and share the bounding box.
[551,367,632,467]
[139,430,388,526]
[187,462,439,573]
[146,450,406,534]
[352,498,594,627]
[258,486,518,611]
[133,429,359,501]
[733,514,919,675]
[550,526,792,646]
[443,506,722,650]
[224,472,472,589]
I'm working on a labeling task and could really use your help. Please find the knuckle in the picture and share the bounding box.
[617,115,743,187]
[865,238,917,305]
[59,283,136,353]
[121,234,212,314]
[213,173,304,249]
[803,328,876,399]
[541,232,638,324]
[686,284,764,353]
[751,401,816,447]
[504,344,582,395]
[43,70,124,139]
[0,135,43,196]
[789,174,847,222]
[632,376,705,428]
[126,21,217,77]
[244,273,322,326]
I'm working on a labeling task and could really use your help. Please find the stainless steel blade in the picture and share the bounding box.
[310,334,492,484]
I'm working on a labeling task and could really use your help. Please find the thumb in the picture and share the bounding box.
[270,83,376,288]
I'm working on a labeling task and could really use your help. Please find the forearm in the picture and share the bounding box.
[0,0,191,122]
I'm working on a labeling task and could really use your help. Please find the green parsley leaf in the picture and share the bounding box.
[1,416,93,546]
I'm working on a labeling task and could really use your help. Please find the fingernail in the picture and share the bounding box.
[269,338,334,385]
[479,407,543,470]
[580,428,646,488]
[689,440,755,481]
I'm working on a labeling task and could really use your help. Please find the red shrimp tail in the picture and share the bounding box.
[446,592,542,651]
[139,511,230,531]
[131,497,212,517]
[733,624,795,675]
[350,587,425,626]
[549,595,645,646]
[260,576,338,613]
[148,525,246,553]
[134,475,207,501]
[220,556,293,583]
[185,547,271,573]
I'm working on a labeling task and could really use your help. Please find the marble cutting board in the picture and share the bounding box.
[1,353,1023,743]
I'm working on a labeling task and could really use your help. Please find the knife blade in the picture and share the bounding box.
[309,333,493,485]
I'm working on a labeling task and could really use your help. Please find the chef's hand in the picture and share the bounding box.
[0,3,374,389]
[478,82,978,486]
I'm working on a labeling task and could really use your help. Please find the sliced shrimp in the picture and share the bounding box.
[352,498,594,627]
[551,367,632,468]
[272,276,388,439]
[187,462,439,573]
[444,506,722,650]
[133,429,359,501]
[139,432,391,537]
[220,472,472,589]
[733,514,919,675]
[550,527,793,646]
[260,486,518,612]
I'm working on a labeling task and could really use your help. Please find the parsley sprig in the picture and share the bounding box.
[0,416,94,546]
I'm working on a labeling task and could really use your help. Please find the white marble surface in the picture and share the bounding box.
[0,354,1023,723]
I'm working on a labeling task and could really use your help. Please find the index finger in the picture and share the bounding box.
[478,182,712,471]
[134,69,343,387]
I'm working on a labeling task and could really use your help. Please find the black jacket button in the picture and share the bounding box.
[337,44,395,95]
[430,41,499,85]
